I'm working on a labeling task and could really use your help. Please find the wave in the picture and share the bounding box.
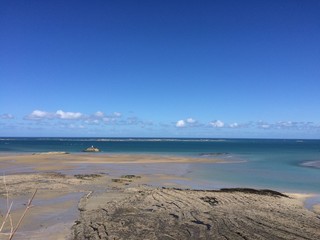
[0,137,228,142]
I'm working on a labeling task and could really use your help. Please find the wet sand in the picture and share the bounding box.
[1,153,320,239]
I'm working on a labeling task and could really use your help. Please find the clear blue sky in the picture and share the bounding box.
[1,0,320,138]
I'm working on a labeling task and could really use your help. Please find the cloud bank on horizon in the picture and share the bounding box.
[1,110,320,138]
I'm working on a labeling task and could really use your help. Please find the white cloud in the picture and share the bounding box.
[0,114,14,119]
[175,117,198,128]
[103,117,110,123]
[25,110,123,123]
[210,120,224,128]
[85,119,100,125]
[100,112,122,123]
[256,121,271,129]
[272,121,319,130]
[58,123,86,129]
[229,122,239,128]
[280,121,293,127]
[88,111,122,124]
[176,120,186,128]
[94,111,104,118]
[186,118,196,124]
[126,117,139,125]
[25,109,83,120]
[254,121,320,130]
[25,110,53,120]
[56,110,83,119]
[276,121,297,128]
[67,124,85,129]
[113,112,122,117]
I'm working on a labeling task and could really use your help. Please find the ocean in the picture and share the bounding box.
[1,137,320,194]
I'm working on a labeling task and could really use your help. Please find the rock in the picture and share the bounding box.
[72,187,320,240]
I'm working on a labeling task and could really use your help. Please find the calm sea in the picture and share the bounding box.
[1,138,320,194]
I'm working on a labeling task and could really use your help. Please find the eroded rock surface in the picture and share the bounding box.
[72,187,320,240]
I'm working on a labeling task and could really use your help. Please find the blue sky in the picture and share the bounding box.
[1,0,320,138]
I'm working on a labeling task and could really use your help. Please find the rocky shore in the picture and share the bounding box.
[72,186,320,240]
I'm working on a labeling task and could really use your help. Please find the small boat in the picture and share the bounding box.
[83,146,101,152]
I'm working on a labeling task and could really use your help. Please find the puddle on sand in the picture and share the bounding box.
[304,194,320,213]
[0,192,84,240]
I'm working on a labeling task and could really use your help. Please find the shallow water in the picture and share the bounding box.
[1,138,320,194]
[304,194,320,211]
[0,191,84,239]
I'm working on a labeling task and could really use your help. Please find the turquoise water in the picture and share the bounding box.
[1,138,320,194]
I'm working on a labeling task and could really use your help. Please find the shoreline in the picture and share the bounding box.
[1,153,320,239]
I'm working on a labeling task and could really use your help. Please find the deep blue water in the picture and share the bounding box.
[1,137,320,193]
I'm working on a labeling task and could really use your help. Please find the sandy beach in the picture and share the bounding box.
[0,153,320,239]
